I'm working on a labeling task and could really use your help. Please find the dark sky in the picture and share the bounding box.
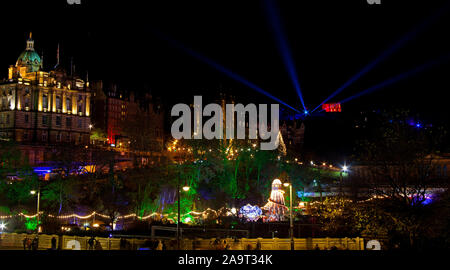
[1,0,449,158]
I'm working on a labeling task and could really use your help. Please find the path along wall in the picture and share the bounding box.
[0,233,365,250]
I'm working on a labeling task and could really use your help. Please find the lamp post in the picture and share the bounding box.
[283,182,294,250]
[30,187,40,233]
[340,165,349,197]
[177,179,190,250]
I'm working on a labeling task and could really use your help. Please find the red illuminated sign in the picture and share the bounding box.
[322,103,341,112]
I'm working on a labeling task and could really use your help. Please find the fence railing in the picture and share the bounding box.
[0,233,365,250]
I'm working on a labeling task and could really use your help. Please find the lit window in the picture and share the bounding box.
[43,95,48,109]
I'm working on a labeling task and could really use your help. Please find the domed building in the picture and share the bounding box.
[9,33,43,78]
[15,33,42,73]
[0,33,92,167]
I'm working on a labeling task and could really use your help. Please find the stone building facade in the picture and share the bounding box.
[0,33,91,165]
[91,80,165,165]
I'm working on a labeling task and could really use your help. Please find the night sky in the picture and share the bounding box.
[1,0,449,159]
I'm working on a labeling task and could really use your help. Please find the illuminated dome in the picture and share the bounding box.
[272,179,282,187]
[16,50,41,66]
[15,33,41,73]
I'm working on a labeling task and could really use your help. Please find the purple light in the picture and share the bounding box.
[239,204,262,222]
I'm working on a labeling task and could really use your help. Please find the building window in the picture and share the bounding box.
[42,115,48,126]
[25,114,29,123]
[6,114,10,124]
[23,132,28,140]
[66,117,72,128]
[43,95,48,109]
[77,119,82,129]
[42,132,47,141]
[66,98,71,112]
[66,133,71,142]
[56,96,62,111]
[56,116,62,126]
[56,133,62,142]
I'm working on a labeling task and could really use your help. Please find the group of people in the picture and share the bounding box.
[210,237,231,250]
[21,235,159,250]
[22,236,39,250]
[88,236,103,250]
[22,236,58,250]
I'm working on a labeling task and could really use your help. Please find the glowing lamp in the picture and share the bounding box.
[283,183,290,187]
[182,186,190,192]
[342,165,348,172]
[30,190,36,195]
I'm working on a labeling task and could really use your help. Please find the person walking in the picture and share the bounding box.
[31,236,39,251]
[256,240,261,250]
[156,240,163,250]
[51,237,57,250]
[23,236,29,250]
[88,236,95,250]
[94,239,103,250]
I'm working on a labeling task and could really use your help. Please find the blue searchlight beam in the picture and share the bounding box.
[312,2,450,113]
[159,32,300,113]
[264,0,306,111]
[339,53,450,105]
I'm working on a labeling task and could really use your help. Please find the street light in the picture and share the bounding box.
[283,182,294,250]
[0,222,6,232]
[177,179,190,250]
[30,187,41,233]
[340,165,349,197]
[342,165,348,172]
